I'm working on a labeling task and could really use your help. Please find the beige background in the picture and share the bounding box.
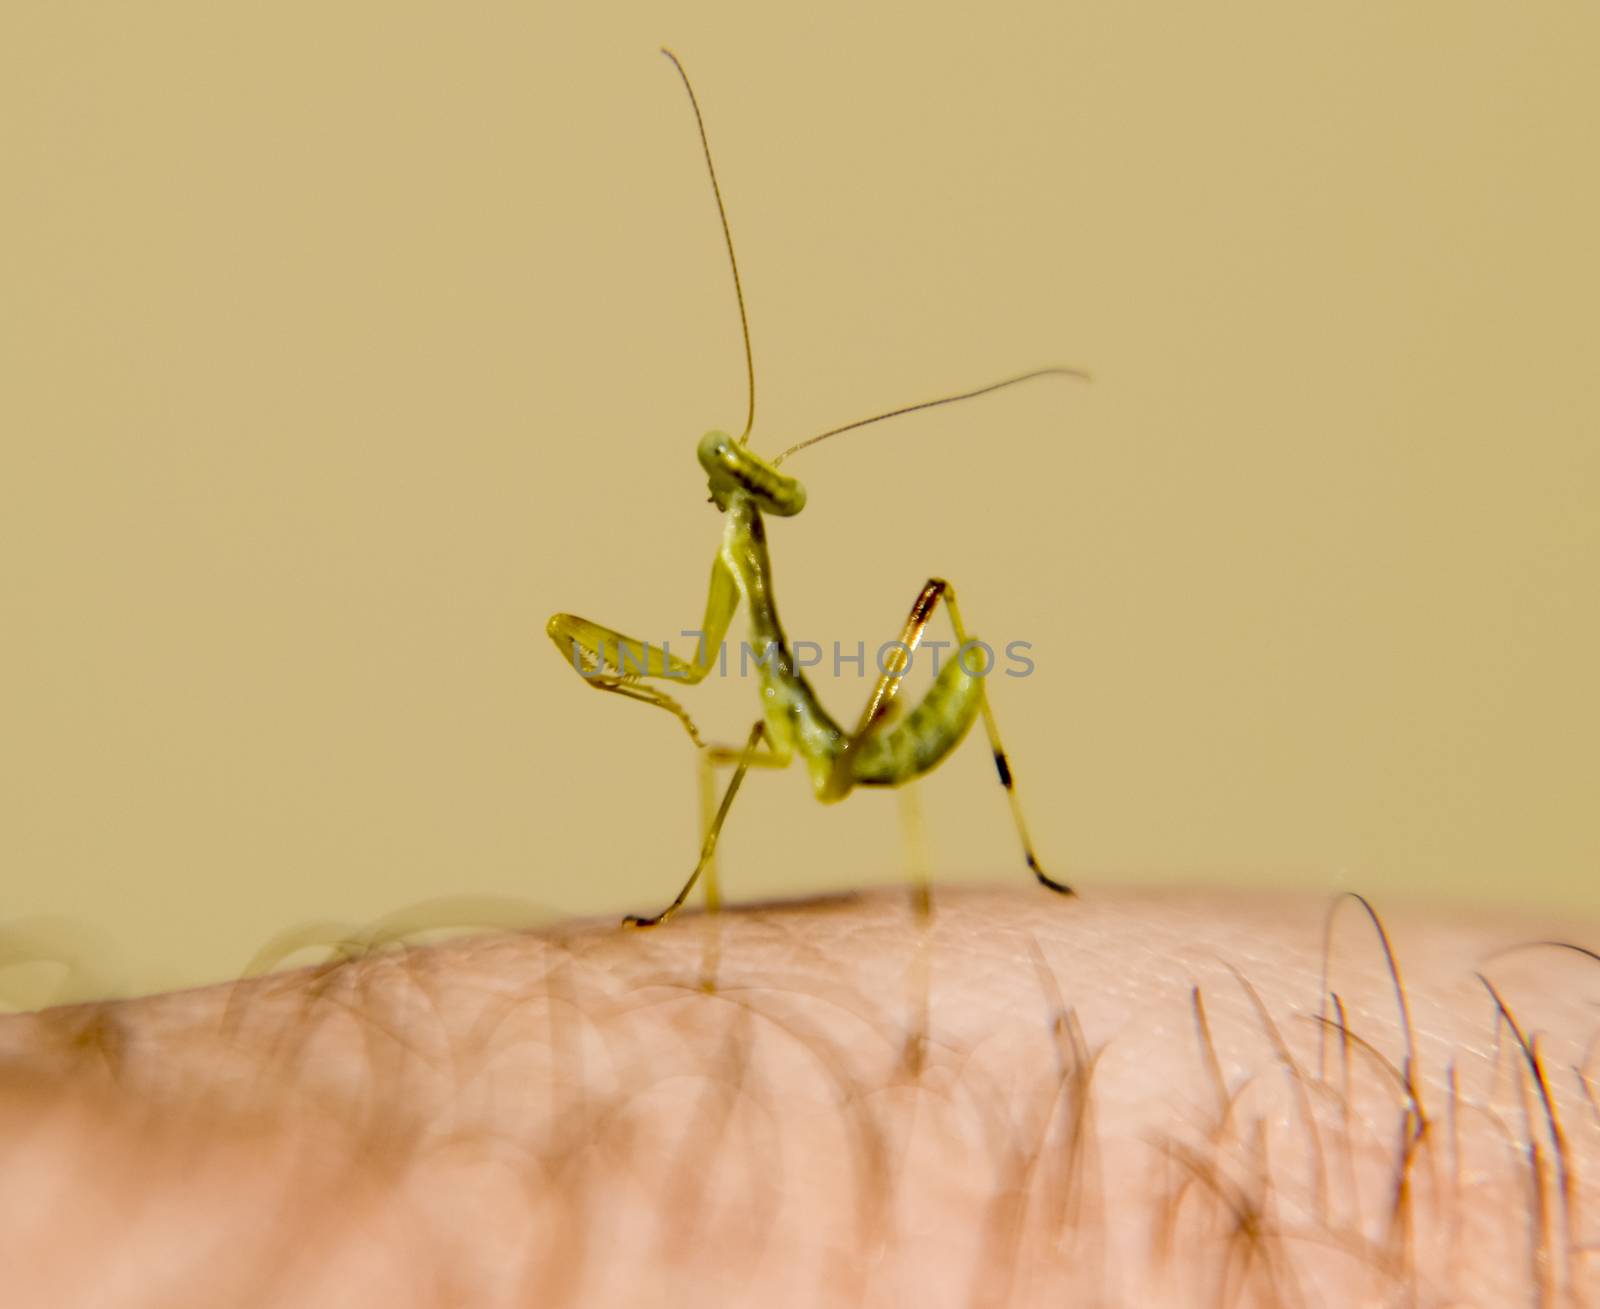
[2,3,1597,1001]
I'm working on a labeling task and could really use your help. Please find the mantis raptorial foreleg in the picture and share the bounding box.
[547,556,739,700]
[549,553,781,760]
[548,554,791,914]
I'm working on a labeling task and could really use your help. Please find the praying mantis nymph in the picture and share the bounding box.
[547,50,1089,927]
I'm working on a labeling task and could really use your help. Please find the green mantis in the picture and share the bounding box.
[547,50,1088,927]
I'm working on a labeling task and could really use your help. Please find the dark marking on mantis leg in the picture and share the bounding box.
[994,750,1014,790]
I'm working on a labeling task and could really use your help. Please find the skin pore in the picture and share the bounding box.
[1,885,1597,1307]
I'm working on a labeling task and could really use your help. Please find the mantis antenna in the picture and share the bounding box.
[771,365,1091,466]
[661,47,757,446]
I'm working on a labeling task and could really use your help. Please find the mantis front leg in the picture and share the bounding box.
[547,552,789,921]
[546,553,743,742]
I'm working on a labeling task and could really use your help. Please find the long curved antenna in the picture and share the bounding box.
[771,366,1090,466]
[661,48,757,445]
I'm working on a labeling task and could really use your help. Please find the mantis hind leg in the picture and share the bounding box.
[941,584,1073,896]
[845,578,1073,898]
[548,558,793,920]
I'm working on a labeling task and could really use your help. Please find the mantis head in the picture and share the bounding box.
[661,54,1084,526]
[698,430,808,517]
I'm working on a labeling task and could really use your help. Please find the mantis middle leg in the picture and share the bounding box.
[623,719,777,928]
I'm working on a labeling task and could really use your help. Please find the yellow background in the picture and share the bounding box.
[3,4,1596,1000]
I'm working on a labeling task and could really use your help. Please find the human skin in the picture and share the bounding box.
[1,885,1597,1308]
